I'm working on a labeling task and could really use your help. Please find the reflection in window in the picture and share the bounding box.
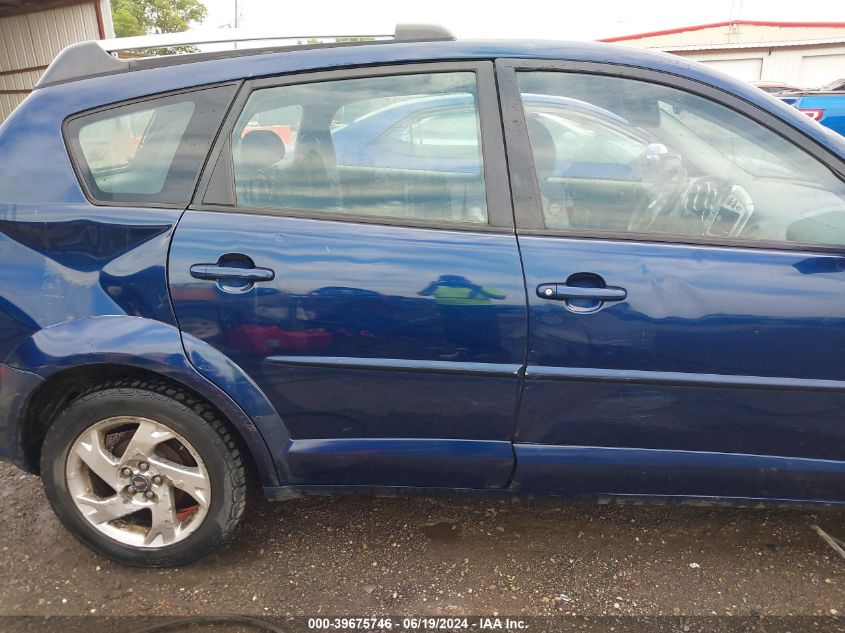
[379,104,482,161]
[77,101,194,195]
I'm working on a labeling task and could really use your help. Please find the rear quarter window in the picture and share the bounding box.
[65,85,237,206]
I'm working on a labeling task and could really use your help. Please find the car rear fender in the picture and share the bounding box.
[4,315,289,486]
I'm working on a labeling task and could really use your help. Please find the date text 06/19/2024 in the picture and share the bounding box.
[307,617,529,630]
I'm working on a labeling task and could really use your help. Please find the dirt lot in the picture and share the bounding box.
[0,461,843,629]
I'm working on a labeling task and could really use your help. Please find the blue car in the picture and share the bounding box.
[2,24,845,566]
[330,92,653,181]
[779,80,845,137]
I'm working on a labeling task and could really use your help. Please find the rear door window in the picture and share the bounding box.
[230,72,488,224]
[66,85,237,205]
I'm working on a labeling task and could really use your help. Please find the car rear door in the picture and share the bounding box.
[169,63,526,489]
[498,60,845,502]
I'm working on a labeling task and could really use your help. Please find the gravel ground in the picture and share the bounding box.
[1,461,844,628]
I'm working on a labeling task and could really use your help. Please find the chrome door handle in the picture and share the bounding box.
[190,264,275,282]
[537,284,626,302]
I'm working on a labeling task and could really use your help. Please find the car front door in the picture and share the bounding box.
[499,60,845,502]
[169,63,527,489]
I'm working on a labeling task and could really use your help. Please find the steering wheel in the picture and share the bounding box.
[668,177,755,238]
[629,170,755,238]
[627,171,689,234]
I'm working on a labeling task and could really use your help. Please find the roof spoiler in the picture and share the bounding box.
[36,23,455,88]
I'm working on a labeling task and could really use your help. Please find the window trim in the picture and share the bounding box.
[63,82,240,209]
[496,58,845,253]
[192,62,514,230]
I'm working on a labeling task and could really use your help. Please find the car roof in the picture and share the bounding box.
[38,39,765,104]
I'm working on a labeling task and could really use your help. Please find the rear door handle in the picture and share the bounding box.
[537,283,626,302]
[190,264,275,282]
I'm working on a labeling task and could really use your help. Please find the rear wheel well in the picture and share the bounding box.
[21,365,258,486]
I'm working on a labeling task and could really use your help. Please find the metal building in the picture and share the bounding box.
[601,21,845,88]
[0,0,114,122]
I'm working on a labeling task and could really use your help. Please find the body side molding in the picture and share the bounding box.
[527,366,845,392]
[267,355,524,377]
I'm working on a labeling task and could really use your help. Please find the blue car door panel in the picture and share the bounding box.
[498,61,845,502]
[514,237,845,500]
[169,63,526,488]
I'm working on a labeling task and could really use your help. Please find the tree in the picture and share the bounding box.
[111,0,207,54]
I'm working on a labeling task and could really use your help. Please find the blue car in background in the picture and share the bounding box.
[780,79,845,136]
[2,24,845,566]
[330,92,648,175]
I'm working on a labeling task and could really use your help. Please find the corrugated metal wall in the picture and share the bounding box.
[0,1,107,121]
[604,23,845,88]
[682,44,845,87]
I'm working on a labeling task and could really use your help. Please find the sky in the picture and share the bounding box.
[197,0,845,42]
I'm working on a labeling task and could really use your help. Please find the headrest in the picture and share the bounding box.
[526,116,556,180]
[239,130,285,171]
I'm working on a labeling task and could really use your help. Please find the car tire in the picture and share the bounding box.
[40,378,247,567]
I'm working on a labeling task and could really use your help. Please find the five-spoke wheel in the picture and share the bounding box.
[66,416,211,548]
[41,380,247,567]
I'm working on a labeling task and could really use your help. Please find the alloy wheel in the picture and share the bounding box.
[65,416,211,548]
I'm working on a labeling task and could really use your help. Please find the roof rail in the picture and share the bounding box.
[36,23,455,88]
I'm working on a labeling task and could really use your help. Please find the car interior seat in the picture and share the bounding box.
[235,130,286,207]
[527,114,572,228]
[279,127,342,211]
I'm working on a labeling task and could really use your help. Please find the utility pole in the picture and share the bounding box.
[233,0,239,49]
[728,0,743,44]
